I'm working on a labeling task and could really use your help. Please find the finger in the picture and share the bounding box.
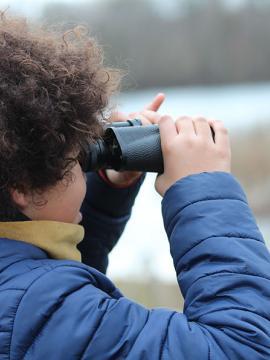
[145,93,165,112]
[129,111,140,121]
[159,115,177,150]
[193,117,213,140]
[175,116,196,136]
[110,111,129,122]
[136,114,150,126]
[211,120,230,148]
[140,110,162,124]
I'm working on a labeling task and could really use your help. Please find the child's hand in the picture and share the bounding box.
[110,93,165,126]
[155,116,231,197]
[105,93,165,186]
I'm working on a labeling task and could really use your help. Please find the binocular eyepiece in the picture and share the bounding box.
[86,119,164,173]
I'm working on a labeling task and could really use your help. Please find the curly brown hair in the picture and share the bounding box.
[0,14,120,221]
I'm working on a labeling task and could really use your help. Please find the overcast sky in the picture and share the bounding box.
[0,0,98,17]
[0,0,250,18]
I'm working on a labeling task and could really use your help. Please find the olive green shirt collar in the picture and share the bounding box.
[0,221,84,262]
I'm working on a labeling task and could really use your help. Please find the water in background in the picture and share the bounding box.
[107,82,270,281]
[116,82,270,130]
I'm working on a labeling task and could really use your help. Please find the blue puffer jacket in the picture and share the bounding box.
[0,172,270,359]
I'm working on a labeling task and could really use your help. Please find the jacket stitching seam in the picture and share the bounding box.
[23,282,91,358]
[80,297,112,359]
[3,289,25,360]
[122,308,151,358]
[189,269,270,287]
[196,306,270,322]
[0,288,25,292]
[166,197,248,235]
[196,323,213,360]
[159,311,176,360]
[0,257,40,274]
[176,234,263,266]
[9,267,58,359]
[169,197,247,217]
[9,264,93,359]
[183,271,270,306]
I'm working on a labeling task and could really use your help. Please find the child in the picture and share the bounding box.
[0,16,270,360]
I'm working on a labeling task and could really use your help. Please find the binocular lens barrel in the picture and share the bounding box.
[86,120,164,173]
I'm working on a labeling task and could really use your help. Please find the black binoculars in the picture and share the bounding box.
[86,119,164,173]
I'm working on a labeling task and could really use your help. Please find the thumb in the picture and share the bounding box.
[155,115,177,198]
[154,173,168,197]
[158,115,177,151]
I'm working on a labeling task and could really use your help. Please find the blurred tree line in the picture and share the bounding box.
[42,0,270,89]
[231,125,270,217]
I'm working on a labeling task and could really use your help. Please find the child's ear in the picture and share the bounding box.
[10,188,30,209]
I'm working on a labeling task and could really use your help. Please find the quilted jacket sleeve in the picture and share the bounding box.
[12,172,270,360]
[78,171,145,273]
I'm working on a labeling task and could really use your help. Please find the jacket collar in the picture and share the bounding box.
[0,221,84,262]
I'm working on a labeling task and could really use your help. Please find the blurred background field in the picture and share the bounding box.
[2,0,270,310]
